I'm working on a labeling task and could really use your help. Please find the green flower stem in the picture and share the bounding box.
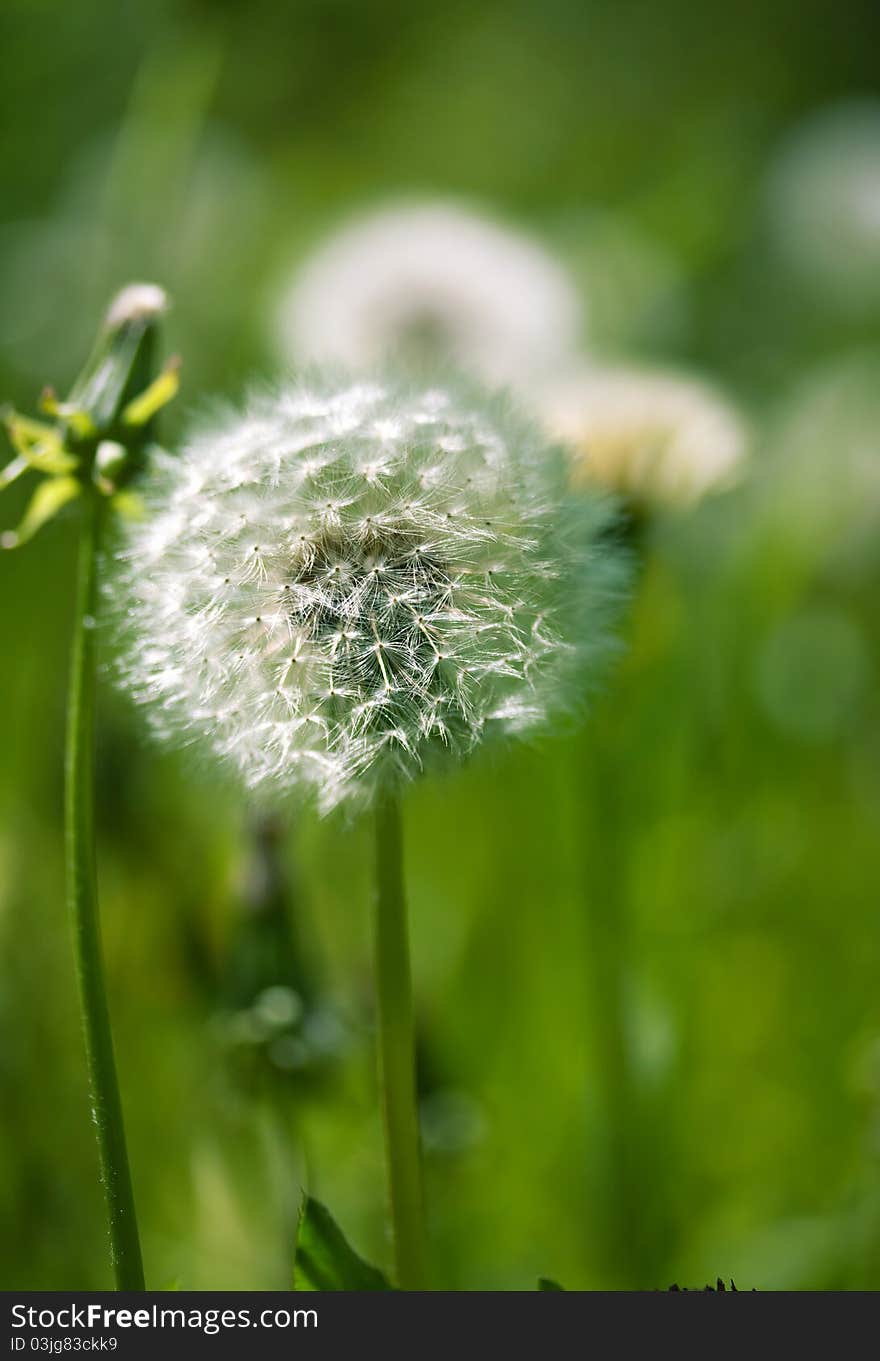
[373,795,428,1290]
[66,488,145,1290]
[581,725,643,1287]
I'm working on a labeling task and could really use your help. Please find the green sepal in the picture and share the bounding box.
[1,456,28,490]
[121,359,181,430]
[2,409,79,476]
[1,475,81,549]
[39,388,98,439]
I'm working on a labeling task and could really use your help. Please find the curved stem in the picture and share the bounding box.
[373,795,428,1290]
[66,491,145,1290]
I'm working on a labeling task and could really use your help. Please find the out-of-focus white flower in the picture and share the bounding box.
[764,99,880,314]
[112,376,624,812]
[275,201,584,387]
[536,365,747,509]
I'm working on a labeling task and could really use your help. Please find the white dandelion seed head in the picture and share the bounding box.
[537,364,748,509]
[274,201,584,389]
[111,376,624,813]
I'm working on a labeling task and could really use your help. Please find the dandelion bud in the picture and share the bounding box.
[1,282,176,548]
[70,282,169,434]
[113,377,625,811]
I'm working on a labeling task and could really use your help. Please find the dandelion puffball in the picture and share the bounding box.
[538,365,747,509]
[275,202,584,388]
[113,378,623,811]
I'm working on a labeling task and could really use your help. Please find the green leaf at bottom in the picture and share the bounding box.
[293,1194,392,1291]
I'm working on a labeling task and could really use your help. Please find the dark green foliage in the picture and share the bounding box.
[294,1196,392,1291]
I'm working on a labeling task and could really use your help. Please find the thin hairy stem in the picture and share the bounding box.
[373,795,429,1290]
[66,490,145,1289]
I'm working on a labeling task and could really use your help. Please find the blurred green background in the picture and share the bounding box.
[2,0,880,1290]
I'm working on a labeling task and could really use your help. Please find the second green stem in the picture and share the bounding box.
[373,795,428,1290]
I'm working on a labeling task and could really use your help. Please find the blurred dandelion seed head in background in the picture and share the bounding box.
[111,377,624,812]
[536,365,748,510]
[764,99,880,315]
[275,201,584,388]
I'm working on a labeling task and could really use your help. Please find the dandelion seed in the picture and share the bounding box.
[112,376,624,811]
